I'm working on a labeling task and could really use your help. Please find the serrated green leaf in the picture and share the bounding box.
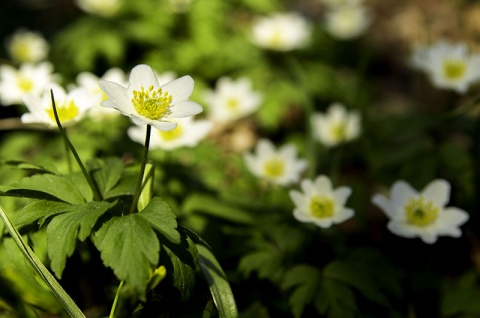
[16,200,72,228]
[138,197,180,244]
[182,194,254,225]
[163,235,198,302]
[238,248,282,282]
[282,265,321,318]
[93,214,160,293]
[323,260,389,306]
[0,174,85,204]
[87,158,124,198]
[47,201,117,278]
[316,279,356,318]
[103,172,136,199]
[197,244,238,318]
[64,172,93,202]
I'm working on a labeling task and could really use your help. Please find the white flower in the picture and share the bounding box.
[325,5,371,40]
[128,116,212,151]
[203,77,262,123]
[244,139,307,186]
[311,103,361,147]
[98,64,203,131]
[289,175,354,228]
[372,179,469,244]
[410,40,480,93]
[168,0,193,13]
[251,12,311,51]
[0,62,57,106]
[75,0,122,16]
[21,84,91,128]
[76,68,128,119]
[5,29,49,63]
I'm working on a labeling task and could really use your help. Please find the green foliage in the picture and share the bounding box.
[93,212,160,293]
[197,244,238,318]
[441,271,480,317]
[282,265,321,318]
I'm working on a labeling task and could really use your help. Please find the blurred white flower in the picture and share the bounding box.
[411,40,480,93]
[251,12,311,51]
[76,68,128,119]
[21,84,91,128]
[5,29,49,63]
[75,0,122,16]
[325,4,371,40]
[0,62,57,106]
[128,116,212,151]
[289,175,354,228]
[203,77,262,123]
[372,179,469,244]
[99,64,203,131]
[311,103,361,147]
[244,139,307,186]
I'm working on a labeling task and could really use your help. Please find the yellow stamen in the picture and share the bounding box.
[131,85,172,120]
[443,60,467,80]
[309,195,335,219]
[159,125,183,141]
[226,98,239,110]
[46,100,80,123]
[330,122,346,143]
[404,196,439,227]
[263,157,285,178]
[17,77,33,92]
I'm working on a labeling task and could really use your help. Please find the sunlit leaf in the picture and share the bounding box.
[139,197,180,244]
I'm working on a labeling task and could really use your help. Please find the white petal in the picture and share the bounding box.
[256,139,275,157]
[99,80,131,112]
[333,187,351,207]
[418,230,438,244]
[391,180,417,206]
[149,120,178,131]
[333,208,354,223]
[387,221,418,238]
[438,207,469,227]
[293,209,312,223]
[371,194,396,218]
[289,190,305,208]
[167,101,203,118]
[422,179,450,208]
[314,175,332,193]
[161,75,194,104]
[128,64,159,90]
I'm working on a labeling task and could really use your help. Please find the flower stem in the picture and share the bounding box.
[109,280,124,318]
[129,124,151,214]
[50,90,102,201]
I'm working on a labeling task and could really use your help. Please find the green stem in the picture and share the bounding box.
[129,124,151,214]
[63,131,72,173]
[0,204,85,318]
[50,90,102,201]
[109,280,124,318]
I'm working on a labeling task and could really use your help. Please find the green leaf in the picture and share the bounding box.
[197,244,238,318]
[163,235,198,302]
[87,158,124,198]
[323,260,389,306]
[46,201,117,278]
[441,271,480,317]
[93,214,160,293]
[2,160,57,174]
[138,197,180,244]
[238,247,282,282]
[182,194,254,225]
[103,172,137,199]
[0,204,85,318]
[16,200,72,228]
[0,174,85,204]
[315,279,356,318]
[282,265,321,318]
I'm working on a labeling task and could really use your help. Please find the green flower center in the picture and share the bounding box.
[443,59,467,80]
[17,76,33,92]
[132,85,172,120]
[159,125,183,141]
[404,196,439,227]
[46,100,80,123]
[309,195,335,219]
[263,157,285,178]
